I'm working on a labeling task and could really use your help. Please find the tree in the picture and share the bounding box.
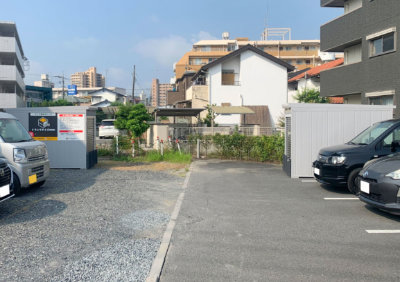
[202,104,218,127]
[114,103,152,138]
[294,89,329,103]
[31,99,73,107]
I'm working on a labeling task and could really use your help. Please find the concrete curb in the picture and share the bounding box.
[146,162,193,282]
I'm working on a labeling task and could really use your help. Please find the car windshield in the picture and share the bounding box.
[0,119,32,143]
[349,121,397,145]
[101,120,114,126]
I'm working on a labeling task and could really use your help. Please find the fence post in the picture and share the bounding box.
[160,139,164,156]
[131,139,135,157]
[157,136,160,152]
[176,139,181,154]
[197,139,200,159]
[116,136,119,155]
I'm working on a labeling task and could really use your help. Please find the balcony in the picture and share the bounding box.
[0,65,25,90]
[321,0,344,7]
[320,7,363,52]
[0,37,24,65]
[320,63,363,97]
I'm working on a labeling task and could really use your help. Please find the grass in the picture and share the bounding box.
[110,150,192,164]
[97,148,113,157]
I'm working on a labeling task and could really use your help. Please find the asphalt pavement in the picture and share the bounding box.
[160,160,400,282]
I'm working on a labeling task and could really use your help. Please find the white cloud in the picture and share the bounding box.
[191,31,219,42]
[63,37,99,50]
[133,31,218,67]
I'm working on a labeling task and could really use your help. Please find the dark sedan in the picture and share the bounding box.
[357,153,400,214]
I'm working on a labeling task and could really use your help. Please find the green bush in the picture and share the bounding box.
[190,133,284,163]
[97,148,113,157]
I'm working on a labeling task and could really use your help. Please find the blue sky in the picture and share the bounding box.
[0,0,342,96]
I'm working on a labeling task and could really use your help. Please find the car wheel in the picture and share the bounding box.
[11,173,21,196]
[347,168,362,195]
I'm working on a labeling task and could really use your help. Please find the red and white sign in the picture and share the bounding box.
[58,114,85,140]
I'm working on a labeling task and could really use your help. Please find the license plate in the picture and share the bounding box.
[360,180,370,194]
[314,168,320,175]
[0,184,10,198]
[29,174,37,184]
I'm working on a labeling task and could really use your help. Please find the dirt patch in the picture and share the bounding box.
[96,160,189,174]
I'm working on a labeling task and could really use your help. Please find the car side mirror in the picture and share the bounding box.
[391,141,400,152]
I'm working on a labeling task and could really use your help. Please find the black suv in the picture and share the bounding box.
[0,159,13,203]
[313,119,400,194]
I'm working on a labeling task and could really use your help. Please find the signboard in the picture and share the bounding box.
[67,84,77,96]
[29,113,58,141]
[58,114,85,140]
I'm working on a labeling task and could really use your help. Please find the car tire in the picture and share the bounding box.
[12,173,21,196]
[347,168,362,195]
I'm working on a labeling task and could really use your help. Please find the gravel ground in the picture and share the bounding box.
[0,167,184,281]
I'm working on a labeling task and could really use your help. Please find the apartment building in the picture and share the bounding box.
[151,78,173,107]
[70,67,105,88]
[0,21,26,107]
[52,86,126,99]
[34,74,54,88]
[174,34,322,81]
[320,0,400,115]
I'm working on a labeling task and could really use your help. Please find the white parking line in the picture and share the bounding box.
[301,179,317,183]
[366,230,400,234]
[324,197,359,200]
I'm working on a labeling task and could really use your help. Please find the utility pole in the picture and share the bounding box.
[132,65,136,104]
[54,74,67,100]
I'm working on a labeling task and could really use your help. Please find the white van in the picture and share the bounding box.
[0,112,50,194]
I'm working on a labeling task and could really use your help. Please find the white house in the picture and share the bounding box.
[192,44,294,127]
[87,88,127,105]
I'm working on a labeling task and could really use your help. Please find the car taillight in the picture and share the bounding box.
[100,126,104,128]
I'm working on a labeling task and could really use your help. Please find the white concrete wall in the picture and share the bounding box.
[208,50,288,127]
[344,44,362,65]
[344,0,362,14]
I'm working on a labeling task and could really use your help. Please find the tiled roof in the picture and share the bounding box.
[329,97,344,104]
[288,58,344,82]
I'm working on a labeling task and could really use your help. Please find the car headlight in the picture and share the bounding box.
[331,155,346,165]
[386,169,400,180]
[13,148,27,163]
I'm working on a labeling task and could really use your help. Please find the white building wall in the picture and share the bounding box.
[344,44,362,65]
[208,50,288,126]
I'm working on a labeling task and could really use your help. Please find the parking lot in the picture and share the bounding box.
[161,160,400,282]
[0,165,185,281]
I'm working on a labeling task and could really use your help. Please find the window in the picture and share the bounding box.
[310,46,317,50]
[370,32,395,56]
[194,58,202,65]
[369,95,393,105]
[201,46,211,52]
[304,46,309,50]
[285,46,292,51]
[279,46,283,51]
[221,70,235,85]
[296,60,303,65]
[297,46,303,51]
[305,60,311,64]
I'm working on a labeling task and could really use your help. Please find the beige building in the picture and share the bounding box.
[151,78,173,107]
[70,67,105,88]
[174,35,322,81]
[34,74,54,88]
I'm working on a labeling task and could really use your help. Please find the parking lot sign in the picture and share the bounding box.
[67,85,77,96]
